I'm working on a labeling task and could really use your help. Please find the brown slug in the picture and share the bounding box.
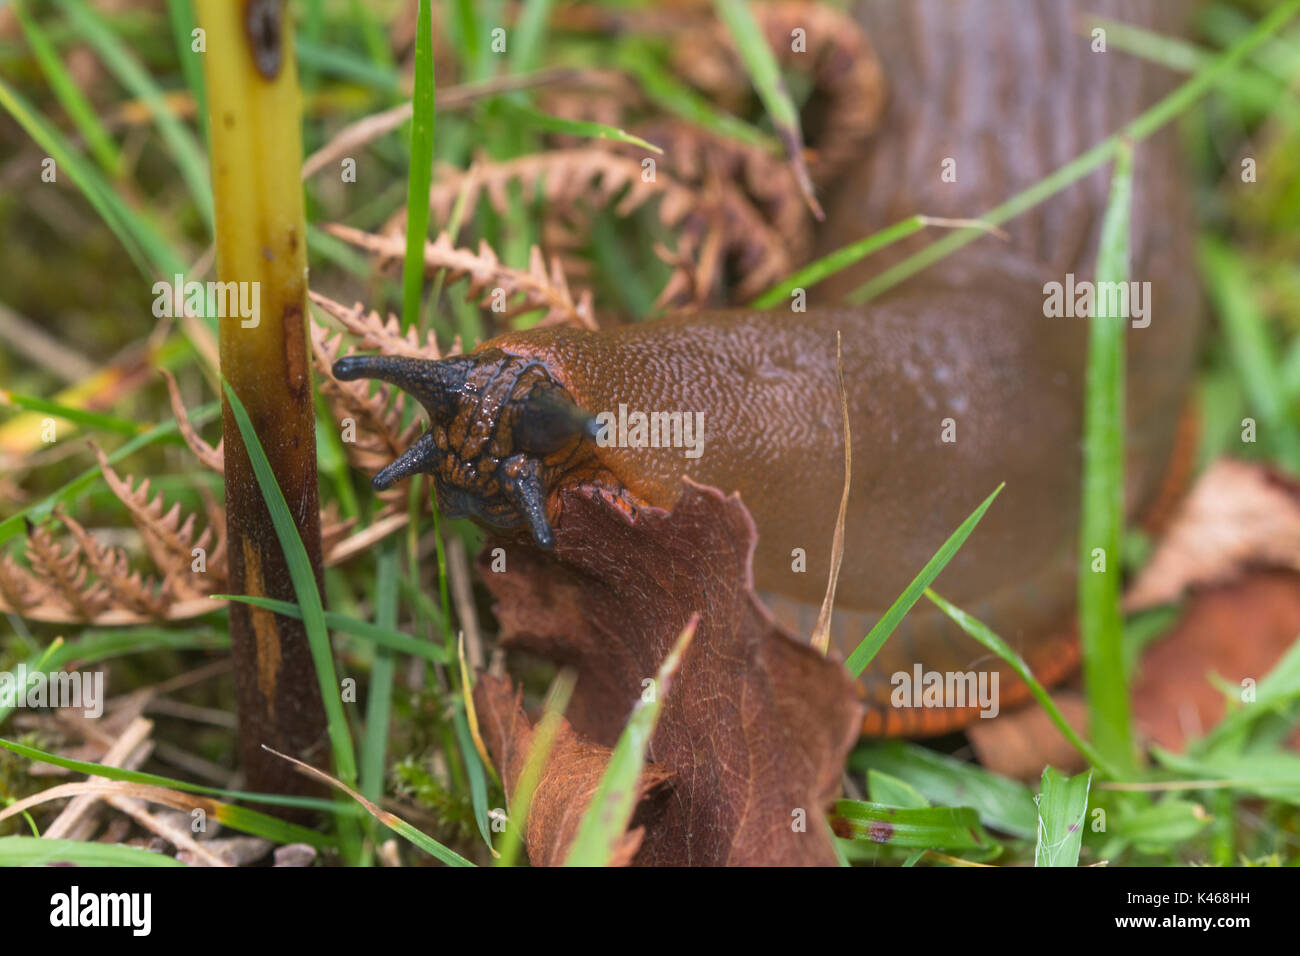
[333,0,1204,736]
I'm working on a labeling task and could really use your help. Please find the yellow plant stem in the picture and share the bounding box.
[196,0,328,801]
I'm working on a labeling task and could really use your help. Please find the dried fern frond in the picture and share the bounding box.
[162,369,223,476]
[24,521,106,620]
[57,510,170,620]
[665,1,885,185]
[394,149,791,307]
[91,444,216,604]
[0,486,388,625]
[0,333,425,624]
[0,549,47,614]
[609,119,811,262]
[527,2,885,304]
[319,498,361,560]
[308,290,445,360]
[322,225,596,330]
[310,317,421,510]
[195,485,228,584]
[415,150,690,240]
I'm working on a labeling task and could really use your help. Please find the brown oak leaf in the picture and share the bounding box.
[479,479,863,866]
[473,673,673,866]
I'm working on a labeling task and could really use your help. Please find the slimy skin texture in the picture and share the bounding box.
[335,0,1202,734]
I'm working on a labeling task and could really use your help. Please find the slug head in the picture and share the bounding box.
[332,350,596,550]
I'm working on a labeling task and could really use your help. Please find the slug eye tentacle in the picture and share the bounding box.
[515,386,598,456]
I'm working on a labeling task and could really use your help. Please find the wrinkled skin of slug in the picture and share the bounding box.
[339,0,1203,735]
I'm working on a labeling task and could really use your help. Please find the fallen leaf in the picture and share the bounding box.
[966,571,1300,770]
[1132,570,1300,752]
[481,478,863,865]
[1127,459,1300,610]
[473,674,672,866]
[963,459,1300,772]
[273,843,318,867]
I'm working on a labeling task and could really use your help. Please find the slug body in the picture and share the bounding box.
[335,0,1202,734]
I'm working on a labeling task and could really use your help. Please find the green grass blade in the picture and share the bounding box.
[57,0,213,228]
[867,770,930,809]
[846,0,1300,304]
[1151,747,1300,805]
[0,837,185,867]
[1200,238,1300,470]
[401,0,436,329]
[750,217,925,308]
[712,0,819,215]
[295,39,402,95]
[509,0,555,74]
[0,736,354,818]
[348,0,395,72]
[0,76,181,278]
[851,741,1038,839]
[1107,799,1209,852]
[1034,766,1092,867]
[0,738,330,847]
[832,800,997,853]
[1078,140,1134,774]
[1196,631,1300,754]
[844,483,1003,677]
[498,101,663,153]
[1083,14,1300,128]
[0,401,220,549]
[453,708,495,852]
[750,215,1003,309]
[222,382,357,787]
[924,588,1120,774]
[262,746,472,865]
[621,42,775,152]
[564,617,695,866]
[213,593,450,663]
[0,389,145,436]
[167,0,208,145]
[451,0,488,82]
[496,669,576,867]
[923,588,1121,778]
[397,571,450,637]
[360,544,399,813]
[12,0,121,175]
[1198,4,1300,82]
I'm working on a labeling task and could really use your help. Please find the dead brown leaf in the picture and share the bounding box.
[473,673,673,866]
[1132,570,1300,752]
[1127,459,1300,610]
[965,460,1300,772]
[480,479,863,865]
